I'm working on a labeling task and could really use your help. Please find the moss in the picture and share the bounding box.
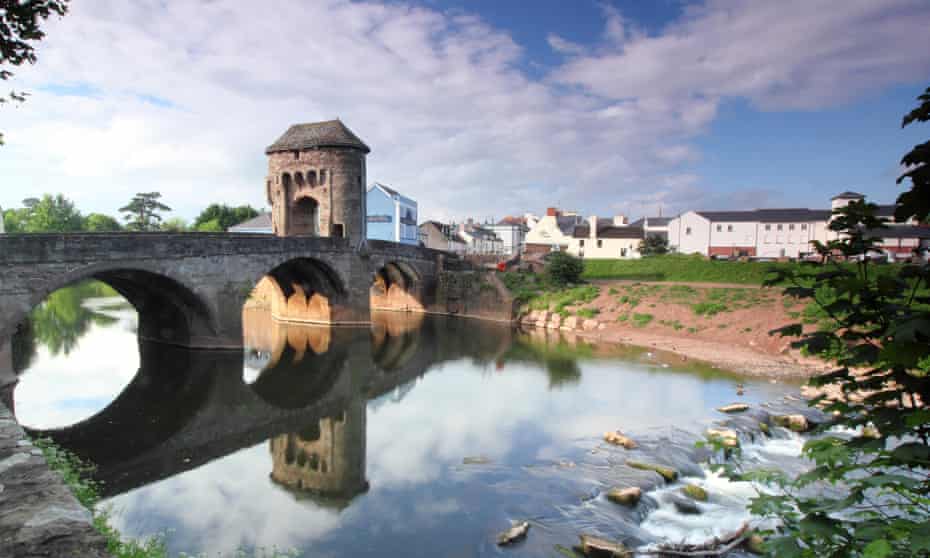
[682,484,708,501]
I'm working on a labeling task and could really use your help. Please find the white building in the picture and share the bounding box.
[667,191,929,259]
[485,217,528,256]
[524,208,583,254]
[565,216,644,259]
[419,221,467,254]
[630,216,671,241]
[459,221,504,255]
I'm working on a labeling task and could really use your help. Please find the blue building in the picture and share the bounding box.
[366,183,419,245]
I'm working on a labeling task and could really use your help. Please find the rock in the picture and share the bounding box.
[562,316,579,330]
[582,319,599,331]
[669,494,702,515]
[577,534,632,557]
[606,487,641,506]
[746,533,766,555]
[625,460,678,482]
[597,323,607,331]
[717,403,749,413]
[604,431,637,449]
[758,422,770,435]
[773,414,809,432]
[548,314,562,329]
[861,425,881,439]
[681,484,708,501]
[705,428,740,448]
[496,521,530,546]
[736,389,745,396]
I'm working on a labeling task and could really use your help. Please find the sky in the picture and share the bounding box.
[1,0,929,223]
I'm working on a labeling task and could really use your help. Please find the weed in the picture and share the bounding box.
[692,301,728,317]
[632,313,654,327]
[576,308,600,319]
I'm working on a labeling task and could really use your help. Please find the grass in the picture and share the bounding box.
[582,254,802,284]
[659,319,685,331]
[632,313,654,327]
[691,301,729,317]
[32,437,300,558]
[576,307,600,319]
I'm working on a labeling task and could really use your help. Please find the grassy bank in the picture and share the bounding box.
[582,254,803,284]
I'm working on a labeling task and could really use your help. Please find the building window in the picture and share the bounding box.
[685,227,692,235]
[319,169,326,183]
[597,239,603,248]
[727,225,733,232]
[801,224,808,230]
[579,239,585,247]
[579,249,584,257]
[765,224,771,231]
[620,247,627,257]
[716,224,722,232]
[777,224,783,231]
[789,224,795,231]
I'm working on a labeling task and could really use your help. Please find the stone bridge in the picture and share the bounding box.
[0,233,514,363]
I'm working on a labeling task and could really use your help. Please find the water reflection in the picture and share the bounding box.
[10,284,799,557]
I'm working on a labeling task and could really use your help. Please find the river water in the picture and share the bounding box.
[9,281,810,557]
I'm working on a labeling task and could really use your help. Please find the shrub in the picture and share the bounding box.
[632,313,653,327]
[544,252,584,286]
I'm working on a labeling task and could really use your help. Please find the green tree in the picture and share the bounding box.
[160,217,188,232]
[83,213,122,232]
[2,207,28,232]
[0,0,69,145]
[544,251,584,286]
[119,192,171,231]
[192,203,260,231]
[715,87,930,557]
[23,193,83,232]
[194,218,223,232]
[638,233,669,256]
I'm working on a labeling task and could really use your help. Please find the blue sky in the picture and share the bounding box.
[2,0,928,222]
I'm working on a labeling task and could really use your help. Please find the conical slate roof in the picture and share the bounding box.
[266,120,370,154]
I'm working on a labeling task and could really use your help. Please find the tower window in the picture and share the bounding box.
[293,151,299,160]
[307,170,317,187]
[320,169,326,183]
[333,223,345,237]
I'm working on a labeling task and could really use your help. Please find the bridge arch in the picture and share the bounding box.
[370,261,424,312]
[14,262,219,349]
[245,257,359,325]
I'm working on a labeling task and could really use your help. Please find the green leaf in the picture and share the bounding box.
[862,539,892,558]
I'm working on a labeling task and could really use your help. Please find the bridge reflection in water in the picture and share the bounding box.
[27,308,513,507]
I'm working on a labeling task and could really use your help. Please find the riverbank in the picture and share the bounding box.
[514,279,832,379]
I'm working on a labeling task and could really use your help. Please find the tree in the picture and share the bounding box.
[714,87,930,557]
[160,217,188,232]
[23,193,83,232]
[544,251,584,286]
[195,218,223,232]
[896,85,930,225]
[192,204,260,231]
[119,192,171,231]
[83,213,122,232]
[638,233,669,256]
[2,207,28,232]
[0,0,70,145]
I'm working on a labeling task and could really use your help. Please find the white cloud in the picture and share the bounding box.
[1,0,927,221]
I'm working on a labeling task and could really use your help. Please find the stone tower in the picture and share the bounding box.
[265,120,370,239]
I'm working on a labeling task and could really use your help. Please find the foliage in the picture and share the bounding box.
[0,0,69,145]
[84,212,122,232]
[19,193,84,232]
[576,307,600,319]
[895,85,930,225]
[638,233,669,256]
[545,251,585,286]
[691,301,728,317]
[161,217,188,232]
[120,192,171,231]
[713,89,930,558]
[25,280,121,358]
[192,203,260,231]
[195,218,223,232]
[631,312,653,327]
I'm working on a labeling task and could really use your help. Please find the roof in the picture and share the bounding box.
[694,208,832,223]
[496,216,525,226]
[631,216,672,227]
[572,225,645,239]
[556,216,580,235]
[464,225,501,240]
[266,120,370,154]
[420,221,466,243]
[229,213,272,231]
[867,225,930,239]
[832,191,865,200]
[371,182,399,197]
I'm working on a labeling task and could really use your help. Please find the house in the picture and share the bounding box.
[485,216,529,255]
[367,182,418,246]
[666,191,926,259]
[523,208,584,254]
[228,213,273,233]
[419,221,467,254]
[630,216,671,241]
[459,221,504,255]
[566,216,644,259]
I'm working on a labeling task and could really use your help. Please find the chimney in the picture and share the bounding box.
[613,215,628,226]
[467,218,474,226]
[546,207,559,217]
[588,216,598,240]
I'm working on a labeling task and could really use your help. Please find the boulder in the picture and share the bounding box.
[577,534,632,558]
[606,487,641,506]
[582,319,600,331]
[625,460,678,482]
[705,428,740,448]
[562,316,579,330]
[496,521,529,546]
[773,414,809,432]
[604,431,637,449]
[668,494,702,515]
[547,313,562,329]
[681,484,708,501]
[717,403,749,413]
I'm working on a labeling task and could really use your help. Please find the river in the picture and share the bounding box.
[9,281,810,557]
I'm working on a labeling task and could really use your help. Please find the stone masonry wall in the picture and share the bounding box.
[0,402,110,557]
